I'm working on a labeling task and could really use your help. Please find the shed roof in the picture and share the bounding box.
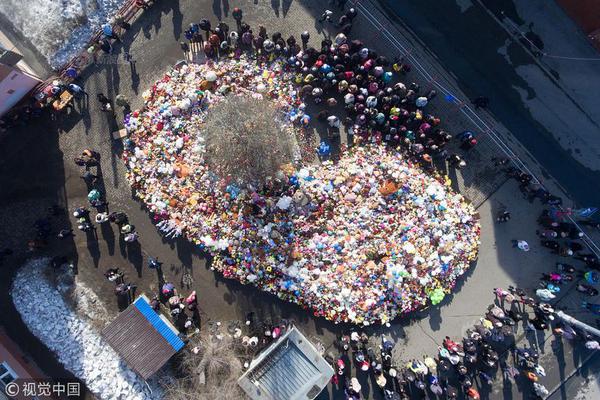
[102,294,185,379]
[238,327,333,400]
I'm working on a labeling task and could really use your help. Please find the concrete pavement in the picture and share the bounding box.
[380,0,600,208]
[0,1,599,399]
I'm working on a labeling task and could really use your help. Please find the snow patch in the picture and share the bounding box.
[0,0,126,70]
[11,258,161,400]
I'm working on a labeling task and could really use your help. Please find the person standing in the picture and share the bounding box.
[97,93,112,112]
[99,38,112,55]
[512,239,530,251]
[102,23,120,41]
[81,170,98,186]
[115,94,129,108]
[319,9,334,23]
[497,210,511,223]
[68,83,88,97]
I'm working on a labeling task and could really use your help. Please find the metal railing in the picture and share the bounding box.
[33,0,141,95]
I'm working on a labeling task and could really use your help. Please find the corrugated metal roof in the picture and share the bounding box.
[102,294,185,379]
[247,340,318,399]
[134,297,185,351]
[238,327,334,400]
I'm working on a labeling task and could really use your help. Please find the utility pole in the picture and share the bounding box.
[555,311,600,338]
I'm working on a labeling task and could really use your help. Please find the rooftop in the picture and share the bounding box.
[238,327,333,400]
[101,294,185,380]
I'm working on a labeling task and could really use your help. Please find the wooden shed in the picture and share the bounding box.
[102,294,185,380]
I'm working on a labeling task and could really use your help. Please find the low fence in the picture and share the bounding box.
[33,0,141,95]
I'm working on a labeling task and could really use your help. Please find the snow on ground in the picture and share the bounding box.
[0,0,126,70]
[56,266,113,330]
[573,374,600,400]
[11,258,161,400]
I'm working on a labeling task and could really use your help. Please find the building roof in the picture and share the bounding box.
[238,327,334,400]
[101,294,185,380]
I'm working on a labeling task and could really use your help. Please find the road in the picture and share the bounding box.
[378,0,600,208]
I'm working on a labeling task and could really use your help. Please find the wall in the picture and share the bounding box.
[0,329,46,400]
[0,64,41,116]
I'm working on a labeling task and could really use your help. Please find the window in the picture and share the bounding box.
[0,362,17,390]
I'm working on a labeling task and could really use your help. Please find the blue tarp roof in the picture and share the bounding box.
[134,296,185,351]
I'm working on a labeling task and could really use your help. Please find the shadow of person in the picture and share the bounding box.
[126,240,143,277]
[130,61,140,94]
[222,0,230,17]
[175,236,193,267]
[171,0,184,40]
[142,23,152,39]
[117,292,130,311]
[155,265,166,289]
[212,0,222,20]
[428,305,442,332]
[86,229,100,268]
[100,222,115,256]
[271,0,281,17]
[223,289,236,305]
[93,161,107,201]
[282,0,293,17]
[551,333,567,400]
[355,368,371,399]
[118,234,127,258]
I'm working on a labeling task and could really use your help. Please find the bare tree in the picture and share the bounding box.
[202,96,298,188]
[163,334,249,400]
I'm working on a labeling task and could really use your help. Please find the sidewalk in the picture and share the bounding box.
[352,1,600,398]
[550,0,600,51]
[478,0,600,165]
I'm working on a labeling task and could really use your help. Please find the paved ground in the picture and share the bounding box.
[1,0,599,399]
[380,0,600,208]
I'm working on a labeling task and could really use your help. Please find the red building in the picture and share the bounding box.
[0,328,47,400]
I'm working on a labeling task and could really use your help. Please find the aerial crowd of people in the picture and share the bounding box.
[0,2,598,400]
